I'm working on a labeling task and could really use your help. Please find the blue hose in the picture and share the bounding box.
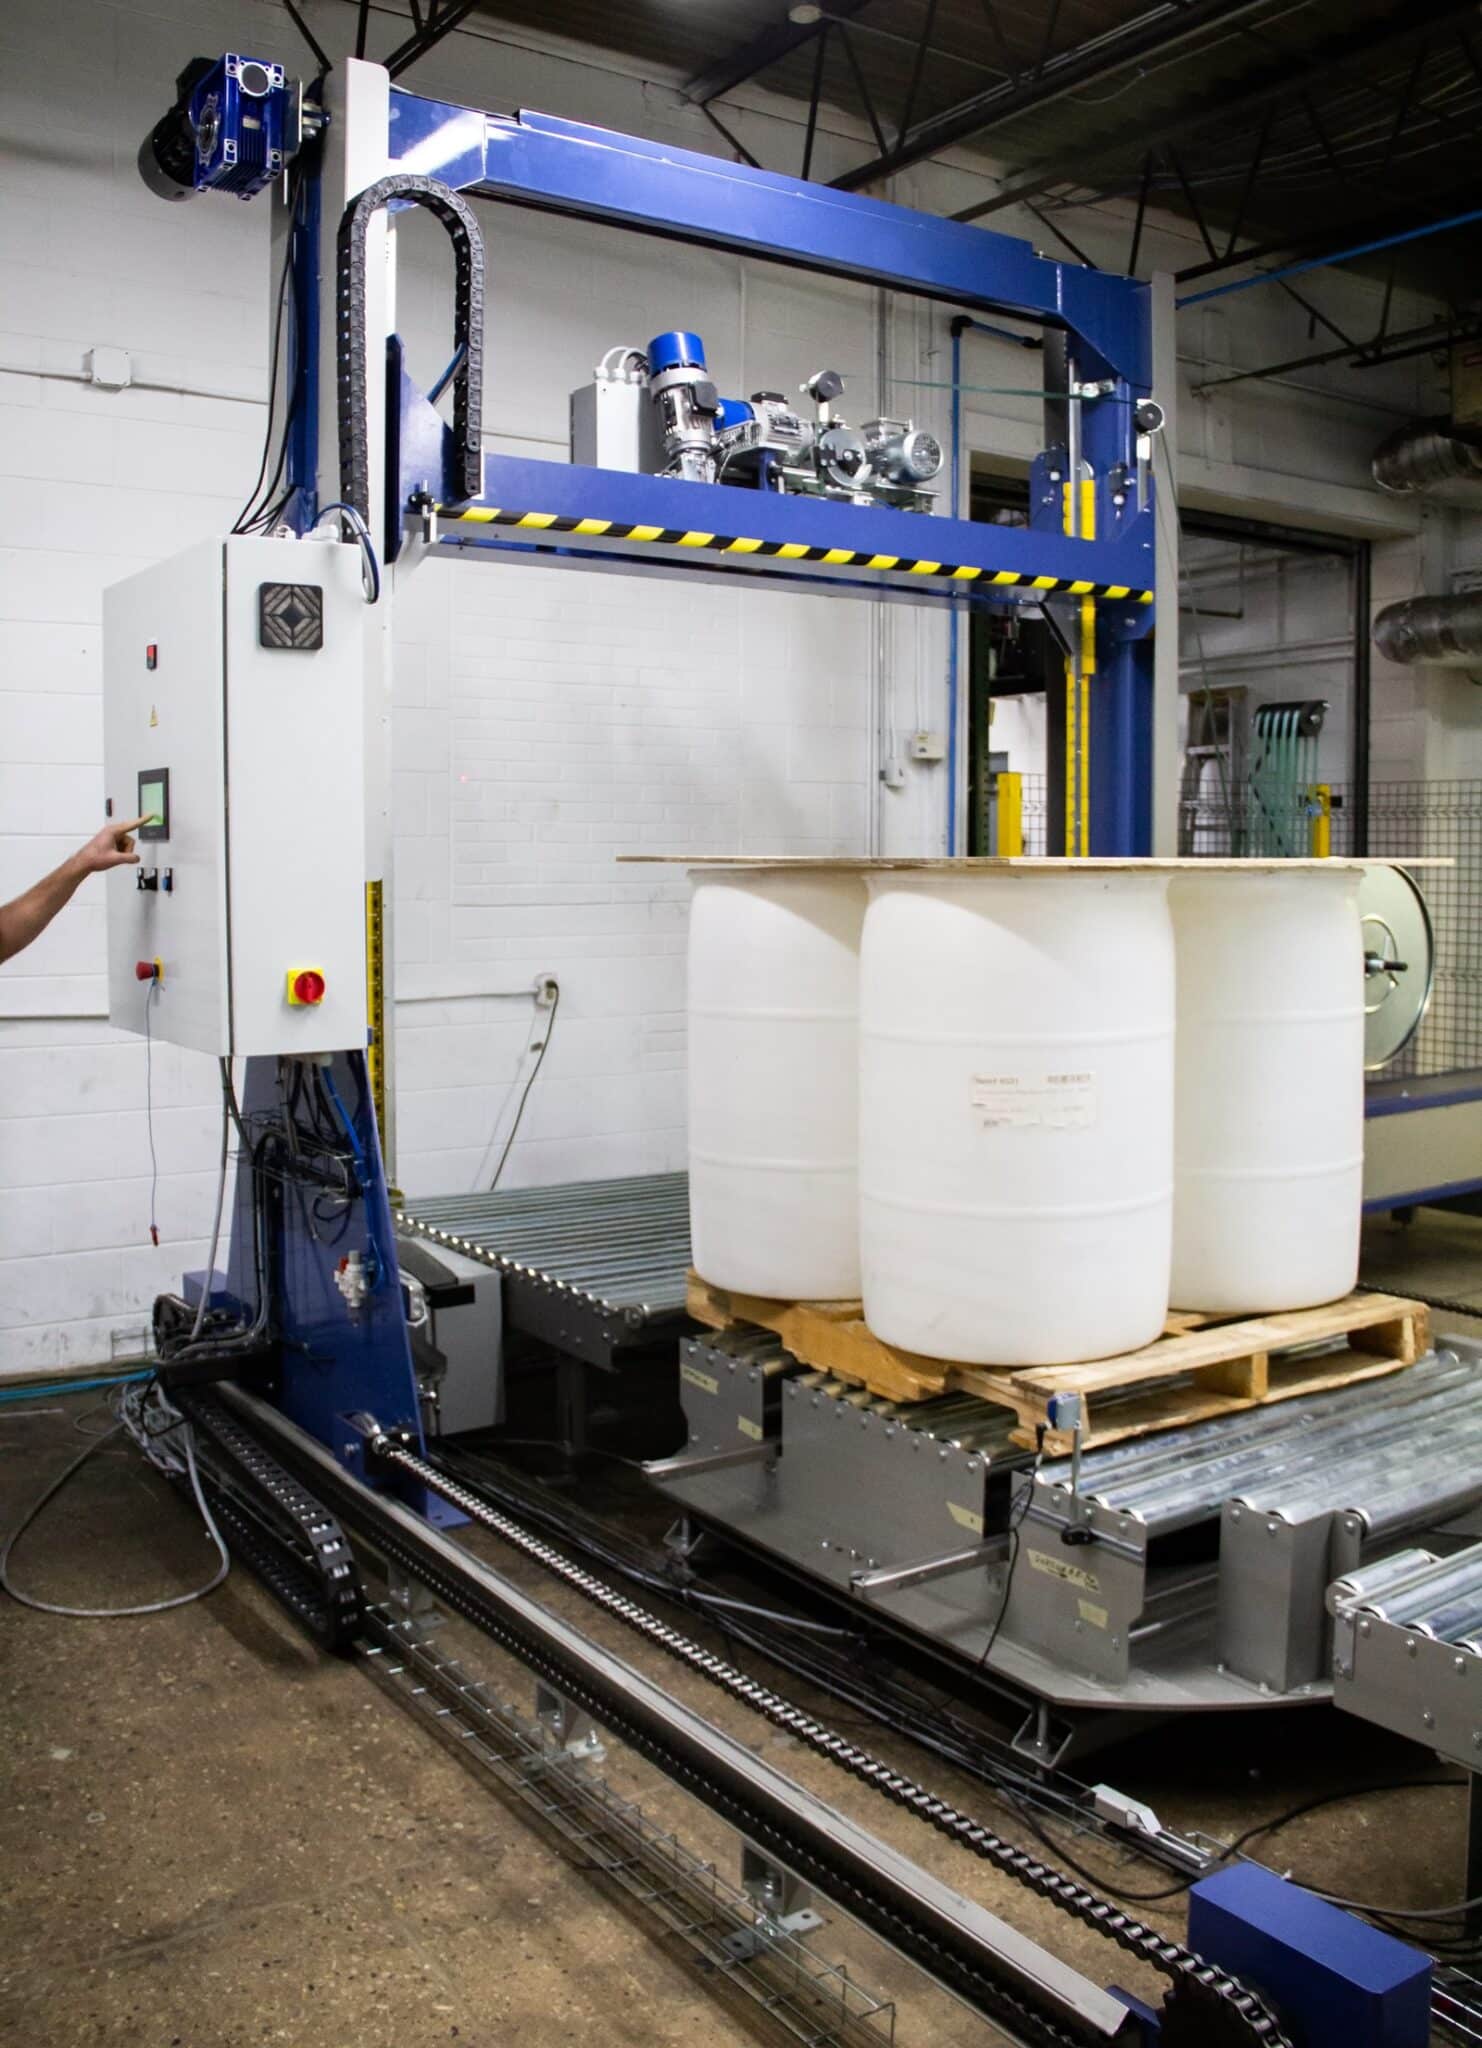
[322,1068,393,1292]
[0,1369,153,1405]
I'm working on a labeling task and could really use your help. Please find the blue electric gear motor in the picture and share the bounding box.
[138,53,295,203]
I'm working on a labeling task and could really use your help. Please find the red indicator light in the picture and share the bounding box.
[146,644,157,671]
[291,968,326,1006]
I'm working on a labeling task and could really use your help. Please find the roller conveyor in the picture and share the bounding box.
[1033,1352,1481,1538]
[397,1171,691,1365]
[1332,1538,1482,1767]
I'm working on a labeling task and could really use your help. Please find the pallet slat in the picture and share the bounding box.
[686,1276,947,1403]
[686,1274,1429,1453]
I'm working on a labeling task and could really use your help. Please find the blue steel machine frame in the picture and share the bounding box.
[136,54,1450,2048]
[386,101,1159,862]
[230,77,1163,1495]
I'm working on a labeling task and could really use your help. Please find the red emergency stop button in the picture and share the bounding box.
[286,967,326,1007]
[135,959,160,982]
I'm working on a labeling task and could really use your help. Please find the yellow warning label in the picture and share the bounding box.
[1078,1598,1110,1629]
[737,1416,763,1441]
[948,1502,985,1535]
[681,1363,719,1397]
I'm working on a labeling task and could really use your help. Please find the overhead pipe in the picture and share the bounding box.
[1177,198,1482,308]
[1373,591,1482,671]
[1372,420,1482,495]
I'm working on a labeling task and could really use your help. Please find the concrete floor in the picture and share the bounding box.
[3,1210,1480,2046]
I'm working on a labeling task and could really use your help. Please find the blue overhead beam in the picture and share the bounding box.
[387,98,1153,388]
[382,86,1159,852]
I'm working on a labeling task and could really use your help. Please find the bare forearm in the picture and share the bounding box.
[0,854,87,965]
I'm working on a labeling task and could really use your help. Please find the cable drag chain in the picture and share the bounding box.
[374,1434,1290,2048]
[337,172,484,525]
[176,1390,364,1651]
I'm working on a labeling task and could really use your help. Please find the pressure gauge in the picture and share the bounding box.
[1358,861,1435,1068]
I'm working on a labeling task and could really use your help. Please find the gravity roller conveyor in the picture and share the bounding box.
[397,1171,692,1364]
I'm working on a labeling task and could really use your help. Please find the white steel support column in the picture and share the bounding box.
[1150,271,1181,856]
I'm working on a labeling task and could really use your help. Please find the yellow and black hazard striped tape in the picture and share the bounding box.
[434,504,1154,604]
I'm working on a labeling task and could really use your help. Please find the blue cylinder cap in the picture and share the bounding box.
[715,396,753,431]
[648,329,707,374]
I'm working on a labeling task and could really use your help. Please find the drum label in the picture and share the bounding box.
[971,1069,1097,1130]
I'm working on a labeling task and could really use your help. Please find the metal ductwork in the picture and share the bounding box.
[1373,590,1482,670]
[1372,420,1482,496]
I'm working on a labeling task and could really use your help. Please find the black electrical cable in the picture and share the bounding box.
[315,501,381,603]
[143,977,161,1246]
[0,1390,230,1618]
[971,1432,1042,1677]
[487,981,559,1189]
[434,1441,1158,1853]
[232,169,301,534]
[999,1790,1203,1905]
[1014,1775,1474,1915]
[1220,1775,1466,1866]
[438,1437,1482,1930]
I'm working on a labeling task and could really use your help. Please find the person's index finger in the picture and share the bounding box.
[117,813,153,831]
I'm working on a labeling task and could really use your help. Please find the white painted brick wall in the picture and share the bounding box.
[0,0,1469,1372]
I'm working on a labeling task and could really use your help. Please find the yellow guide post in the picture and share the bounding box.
[1309,783,1332,857]
[995,770,1024,856]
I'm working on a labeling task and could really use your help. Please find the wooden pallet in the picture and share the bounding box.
[686,1273,1430,1453]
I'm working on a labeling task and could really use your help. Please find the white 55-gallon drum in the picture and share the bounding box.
[1170,867,1364,1313]
[687,868,865,1299]
[859,870,1175,1365]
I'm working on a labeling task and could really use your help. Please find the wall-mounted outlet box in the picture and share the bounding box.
[910,730,946,762]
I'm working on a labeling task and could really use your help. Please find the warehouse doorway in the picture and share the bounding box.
[964,472,1373,858]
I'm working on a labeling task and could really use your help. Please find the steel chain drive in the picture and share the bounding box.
[375,1437,1290,2048]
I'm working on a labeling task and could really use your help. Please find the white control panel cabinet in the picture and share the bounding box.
[104,536,367,1058]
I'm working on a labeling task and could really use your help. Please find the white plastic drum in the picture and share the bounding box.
[687,868,866,1299]
[1170,868,1364,1313]
[859,871,1175,1365]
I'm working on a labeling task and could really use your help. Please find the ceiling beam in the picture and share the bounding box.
[831,0,1270,191]
[949,0,1482,224]
[682,0,873,108]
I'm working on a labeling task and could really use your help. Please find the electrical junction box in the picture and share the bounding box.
[104,535,367,1058]
[570,375,656,474]
[910,730,946,762]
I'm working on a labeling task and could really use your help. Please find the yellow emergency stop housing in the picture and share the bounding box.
[285,966,327,1007]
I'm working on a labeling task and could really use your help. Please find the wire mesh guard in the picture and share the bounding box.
[1180,777,1482,1080]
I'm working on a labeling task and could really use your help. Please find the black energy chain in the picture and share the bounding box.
[337,172,484,526]
[372,1437,1290,2048]
[177,1390,364,1652]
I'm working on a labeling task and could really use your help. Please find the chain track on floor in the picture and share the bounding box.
[371,1431,1289,2048]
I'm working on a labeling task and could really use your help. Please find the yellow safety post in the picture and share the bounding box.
[1064,655,1079,855]
[1309,783,1332,857]
[995,771,1024,856]
[1062,475,1096,856]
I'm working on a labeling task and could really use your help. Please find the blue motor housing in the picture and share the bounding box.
[139,53,295,203]
[648,330,707,374]
[188,55,290,198]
